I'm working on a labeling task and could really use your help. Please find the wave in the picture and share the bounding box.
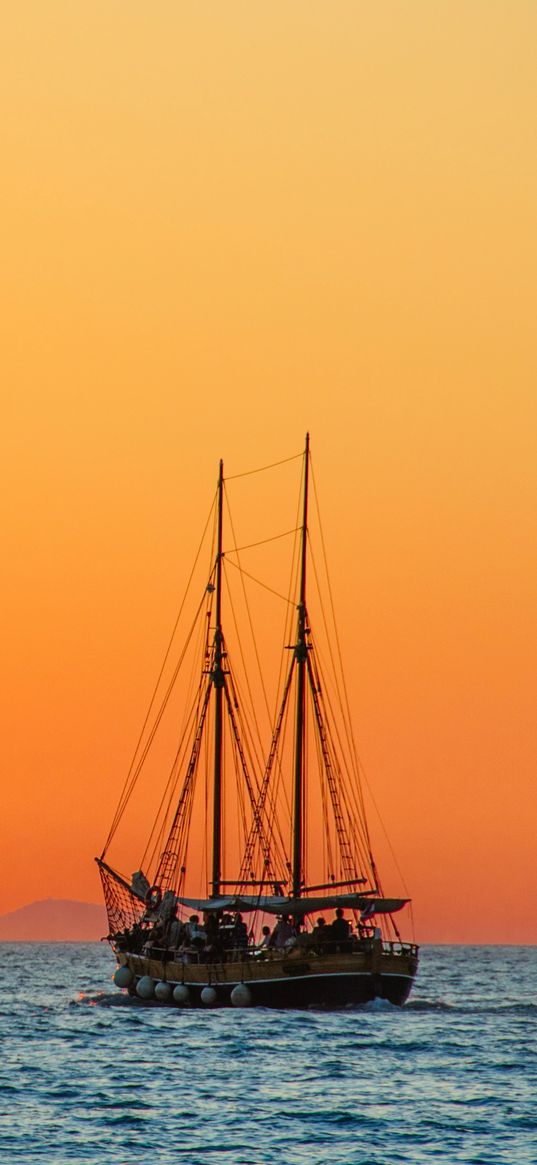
[407,997,537,1016]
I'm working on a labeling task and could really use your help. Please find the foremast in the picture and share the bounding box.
[211,458,225,898]
[292,433,310,900]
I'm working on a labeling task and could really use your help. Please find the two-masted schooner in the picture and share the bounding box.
[97,437,418,1007]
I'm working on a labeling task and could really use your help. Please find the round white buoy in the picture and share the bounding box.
[136,975,154,1000]
[200,986,217,1007]
[173,983,190,1005]
[154,981,172,1002]
[113,965,133,988]
[230,983,252,1008]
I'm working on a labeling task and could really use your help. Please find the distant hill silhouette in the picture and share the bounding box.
[0,899,108,941]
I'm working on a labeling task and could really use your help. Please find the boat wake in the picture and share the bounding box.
[73,991,145,1009]
[406,997,537,1015]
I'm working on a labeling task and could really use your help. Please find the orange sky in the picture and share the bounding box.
[1,3,536,942]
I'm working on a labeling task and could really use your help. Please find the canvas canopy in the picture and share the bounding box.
[175,893,409,916]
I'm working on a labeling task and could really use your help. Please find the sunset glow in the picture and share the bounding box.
[1,3,536,943]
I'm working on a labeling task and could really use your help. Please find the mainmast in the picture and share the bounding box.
[292,433,310,899]
[211,458,225,897]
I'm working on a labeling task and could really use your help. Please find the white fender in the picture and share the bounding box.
[230,983,253,1008]
[113,965,133,988]
[136,975,154,1000]
[173,983,190,1005]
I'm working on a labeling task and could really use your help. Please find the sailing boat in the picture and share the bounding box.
[97,437,418,1007]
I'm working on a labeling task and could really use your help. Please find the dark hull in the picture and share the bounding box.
[116,943,419,1009]
[166,972,415,1009]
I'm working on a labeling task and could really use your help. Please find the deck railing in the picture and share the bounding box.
[133,936,418,964]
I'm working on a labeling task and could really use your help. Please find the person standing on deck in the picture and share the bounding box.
[330,908,352,952]
[268,915,295,950]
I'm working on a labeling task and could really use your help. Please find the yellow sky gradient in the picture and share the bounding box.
[1,3,536,941]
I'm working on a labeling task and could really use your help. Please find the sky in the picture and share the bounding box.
[1,2,536,943]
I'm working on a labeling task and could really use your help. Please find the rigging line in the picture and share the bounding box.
[314,646,373,862]
[265,656,295,834]
[310,462,374,850]
[310,637,365,826]
[304,535,375,872]
[354,759,412,902]
[142,672,209,874]
[224,655,266,800]
[226,451,303,480]
[237,707,289,883]
[176,574,215,759]
[224,557,295,606]
[231,733,250,870]
[226,643,289,873]
[308,535,355,766]
[223,470,298,839]
[314,634,374,864]
[316,725,334,882]
[145,623,218,876]
[276,483,303,713]
[266,472,303,825]
[142,702,198,874]
[265,659,293,842]
[101,490,218,857]
[173,501,218,772]
[135,537,216,869]
[180,588,213,742]
[224,685,258,871]
[306,652,362,885]
[305,540,371,841]
[223,484,279,748]
[311,645,373,870]
[310,462,360,728]
[224,527,300,555]
[311,647,384,891]
[173,755,200,908]
[314,723,337,881]
[237,453,304,883]
[221,559,269,757]
[103,584,212,855]
[153,681,213,889]
[224,684,274,878]
[107,588,212,856]
[239,663,294,883]
[264,476,303,852]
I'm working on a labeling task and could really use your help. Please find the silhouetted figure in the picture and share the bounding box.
[312,916,330,951]
[268,915,295,950]
[330,908,351,952]
[232,913,248,950]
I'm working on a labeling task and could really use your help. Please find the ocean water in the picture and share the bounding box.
[0,944,535,1164]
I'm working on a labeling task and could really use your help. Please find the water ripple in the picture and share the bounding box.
[0,944,536,1164]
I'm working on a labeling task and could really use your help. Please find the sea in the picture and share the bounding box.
[0,944,535,1164]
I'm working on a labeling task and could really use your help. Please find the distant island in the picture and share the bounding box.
[0,899,108,941]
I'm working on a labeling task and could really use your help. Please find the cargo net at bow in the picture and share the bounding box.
[98,864,146,936]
